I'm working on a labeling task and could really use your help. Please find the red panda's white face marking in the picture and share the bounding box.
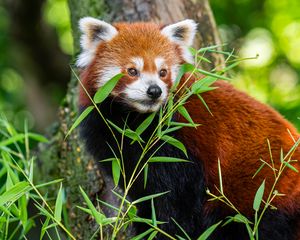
[77,18,197,112]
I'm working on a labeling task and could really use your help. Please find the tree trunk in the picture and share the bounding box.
[38,0,224,239]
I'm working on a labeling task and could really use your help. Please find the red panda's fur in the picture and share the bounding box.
[77,19,300,239]
[79,22,182,107]
[179,77,300,217]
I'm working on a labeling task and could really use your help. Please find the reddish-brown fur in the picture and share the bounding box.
[78,21,300,237]
[79,23,183,107]
[178,77,300,217]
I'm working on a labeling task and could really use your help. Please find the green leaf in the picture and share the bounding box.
[128,205,138,219]
[230,214,252,224]
[191,76,218,94]
[177,105,195,125]
[161,126,183,135]
[130,217,166,225]
[171,63,195,91]
[19,194,28,228]
[197,220,222,240]
[170,122,200,128]
[253,180,265,211]
[151,199,157,226]
[147,231,158,240]
[283,161,299,173]
[132,191,170,205]
[0,133,25,147]
[161,135,188,157]
[54,183,63,222]
[40,217,50,240]
[65,105,94,138]
[135,112,156,136]
[107,119,124,134]
[0,182,31,207]
[125,129,144,143]
[252,162,266,179]
[196,68,231,81]
[197,94,212,115]
[131,229,154,240]
[149,156,190,163]
[35,178,64,189]
[27,133,48,143]
[99,157,118,163]
[79,186,106,225]
[6,171,14,190]
[93,73,123,104]
[112,159,121,186]
[97,199,119,213]
[144,164,149,189]
[107,120,144,143]
[171,217,191,240]
[197,44,225,53]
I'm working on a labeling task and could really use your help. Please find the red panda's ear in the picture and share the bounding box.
[77,17,118,68]
[161,19,197,63]
[161,19,197,46]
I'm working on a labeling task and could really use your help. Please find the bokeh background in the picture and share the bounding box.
[0,0,299,132]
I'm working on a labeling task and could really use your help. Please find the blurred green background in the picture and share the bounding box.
[0,0,299,131]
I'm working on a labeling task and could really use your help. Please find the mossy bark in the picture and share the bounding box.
[38,0,224,239]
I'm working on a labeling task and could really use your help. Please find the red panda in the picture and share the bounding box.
[77,17,300,239]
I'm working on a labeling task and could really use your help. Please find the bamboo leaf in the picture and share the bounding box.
[196,68,231,81]
[65,106,94,138]
[79,186,106,225]
[147,231,158,240]
[171,63,195,91]
[27,133,48,143]
[54,183,63,222]
[283,161,299,173]
[0,182,31,207]
[0,133,25,147]
[93,73,123,104]
[132,191,170,205]
[253,180,265,211]
[197,220,222,240]
[144,164,149,189]
[149,156,190,163]
[135,112,156,136]
[177,105,195,125]
[112,159,121,186]
[171,217,191,240]
[151,199,157,226]
[161,135,188,157]
[131,229,154,240]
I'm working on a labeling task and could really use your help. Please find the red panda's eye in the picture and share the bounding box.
[127,68,139,77]
[159,69,168,78]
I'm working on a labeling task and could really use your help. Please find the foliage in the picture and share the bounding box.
[0,0,299,130]
[0,116,73,239]
[211,0,300,129]
[64,47,295,239]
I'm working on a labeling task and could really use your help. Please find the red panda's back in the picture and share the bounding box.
[179,80,300,216]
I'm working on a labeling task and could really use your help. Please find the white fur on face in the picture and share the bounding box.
[171,64,180,83]
[154,57,165,70]
[131,57,144,71]
[97,66,122,88]
[123,73,168,113]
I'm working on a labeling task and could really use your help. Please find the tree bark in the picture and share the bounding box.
[38,0,224,239]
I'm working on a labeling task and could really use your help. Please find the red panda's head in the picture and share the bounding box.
[77,17,197,112]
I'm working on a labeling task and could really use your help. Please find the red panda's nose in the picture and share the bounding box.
[147,85,162,99]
